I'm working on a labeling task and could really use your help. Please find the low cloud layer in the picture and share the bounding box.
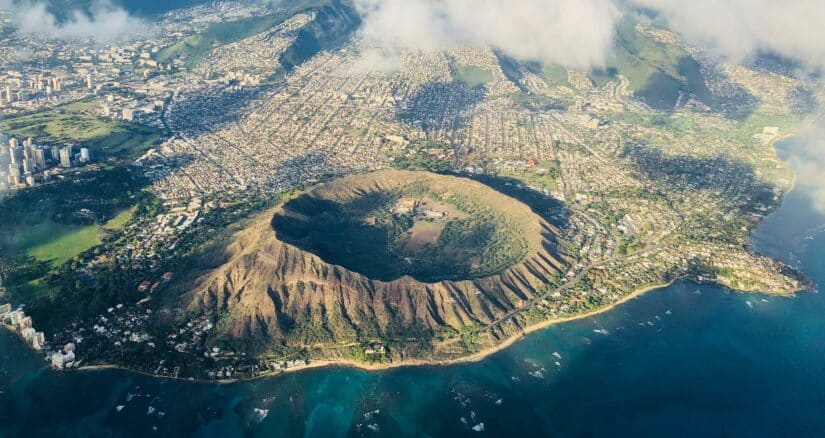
[788,114,825,216]
[354,0,621,70]
[0,0,150,42]
[633,0,825,72]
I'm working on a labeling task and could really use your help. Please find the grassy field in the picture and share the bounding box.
[2,208,133,267]
[452,65,494,89]
[402,221,444,253]
[541,64,572,87]
[0,163,154,330]
[502,160,560,190]
[23,221,101,266]
[103,208,135,230]
[0,101,164,160]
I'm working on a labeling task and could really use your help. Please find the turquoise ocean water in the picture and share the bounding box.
[2,138,824,437]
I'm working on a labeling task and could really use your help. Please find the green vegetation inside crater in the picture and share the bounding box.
[273,181,530,282]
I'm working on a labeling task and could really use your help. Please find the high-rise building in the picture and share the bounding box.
[59,146,72,168]
[4,86,11,103]
[79,148,90,163]
[8,141,21,165]
[50,146,60,161]
[8,164,20,185]
[33,148,47,169]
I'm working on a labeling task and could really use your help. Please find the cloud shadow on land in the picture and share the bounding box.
[626,145,778,217]
[396,82,486,134]
[622,56,758,121]
[167,83,279,135]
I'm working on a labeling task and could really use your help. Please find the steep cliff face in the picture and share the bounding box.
[180,170,569,355]
[278,0,361,72]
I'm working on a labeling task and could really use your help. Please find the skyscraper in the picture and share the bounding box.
[59,146,72,168]
[79,148,90,163]
[8,163,20,185]
[34,148,46,169]
[8,140,21,165]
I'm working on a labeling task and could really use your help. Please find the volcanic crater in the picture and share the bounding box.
[183,169,570,360]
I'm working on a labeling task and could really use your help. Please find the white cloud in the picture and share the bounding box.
[632,0,825,72]
[788,113,825,215]
[7,0,150,43]
[354,0,622,70]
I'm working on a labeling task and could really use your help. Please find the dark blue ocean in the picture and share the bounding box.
[2,138,824,437]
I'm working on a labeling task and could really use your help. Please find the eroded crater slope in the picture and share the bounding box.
[181,169,570,358]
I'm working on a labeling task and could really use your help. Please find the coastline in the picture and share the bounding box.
[40,134,812,384]
[771,134,799,192]
[76,279,677,384]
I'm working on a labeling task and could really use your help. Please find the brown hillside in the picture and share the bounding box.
[180,170,569,359]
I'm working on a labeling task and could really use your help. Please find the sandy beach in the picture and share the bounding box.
[78,280,677,383]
